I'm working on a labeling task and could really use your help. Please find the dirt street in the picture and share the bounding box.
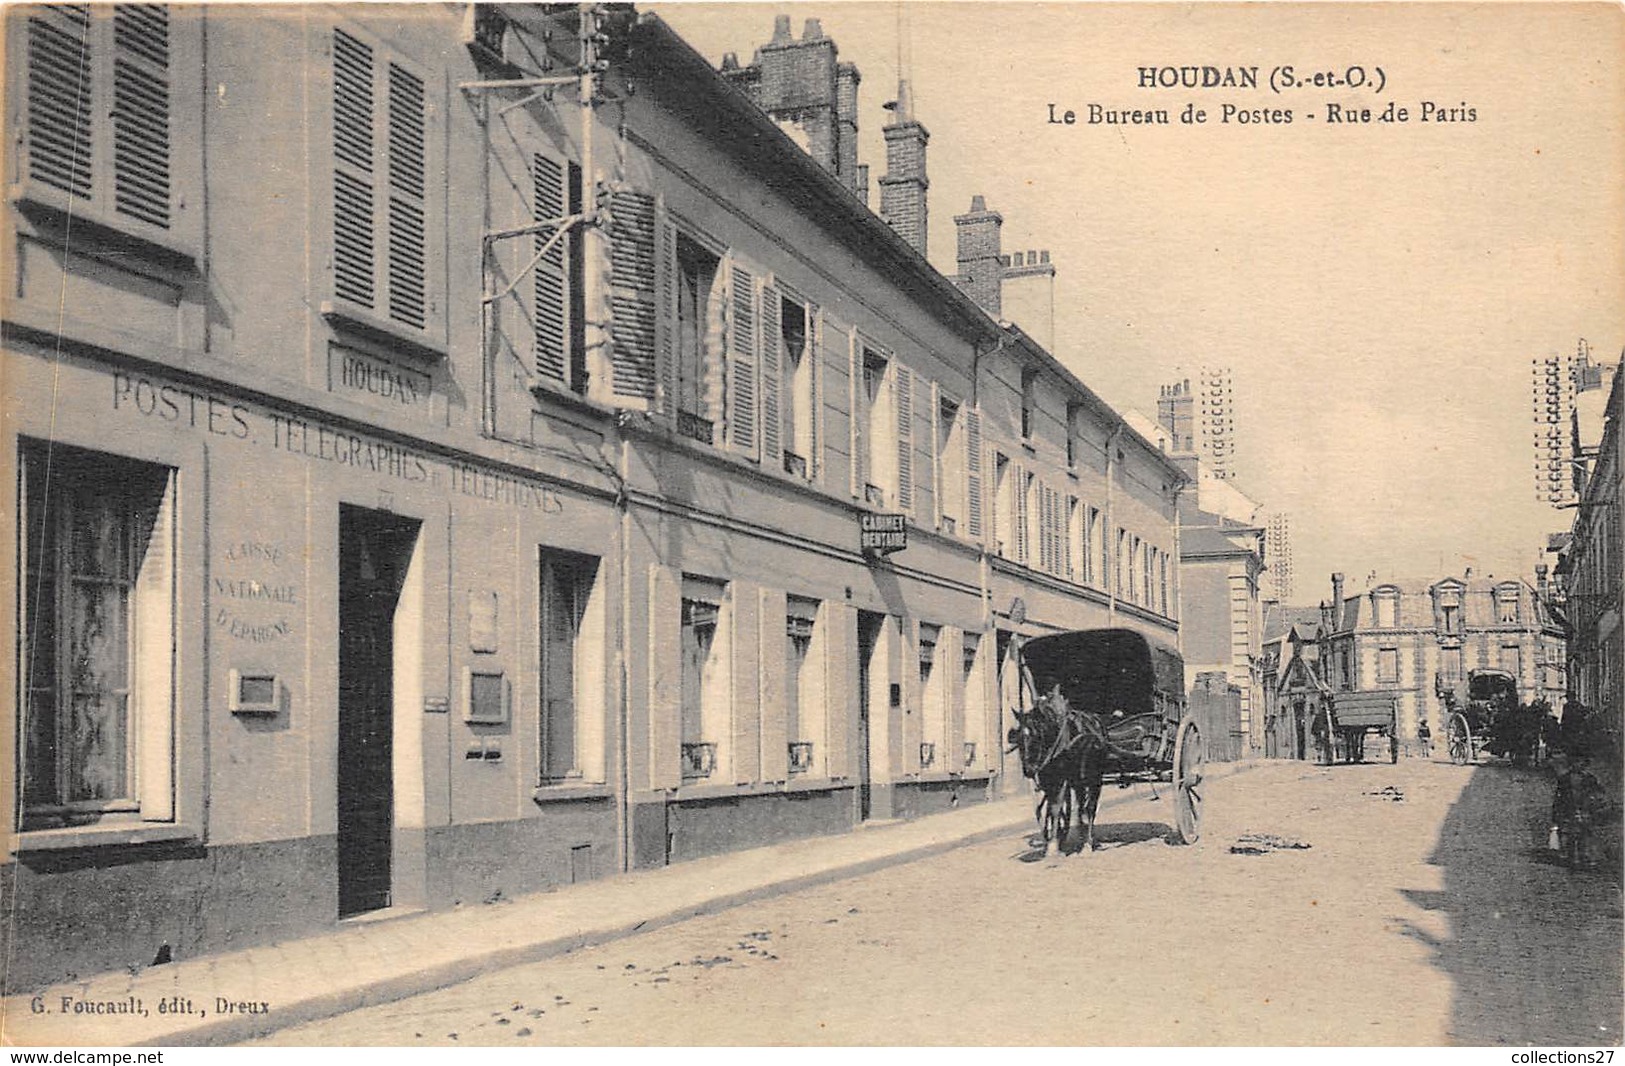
[254,759,1623,1046]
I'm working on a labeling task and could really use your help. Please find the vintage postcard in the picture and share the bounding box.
[1,0,1620,1052]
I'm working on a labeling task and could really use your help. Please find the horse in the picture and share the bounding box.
[1007,685,1109,856]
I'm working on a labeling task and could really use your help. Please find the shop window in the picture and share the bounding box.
[785,597,823,774]
[937,396,964,534]
[919,624,943,771]
[1495,586,1520,625]
[1439,646,1464,685]
[780,295,813,478]
[674,233,722,444]
[993,453,1012,557]
[538,550,598,781]
[680,576,728,779]
[20,440,175,829]
[1020,367,1038,441]
[1373,589,1399,628]
[858,345,895,506]
[961,633,984,771]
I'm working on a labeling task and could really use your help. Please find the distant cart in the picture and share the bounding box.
[1313,691,1399,765]
[1436,669,1519,765]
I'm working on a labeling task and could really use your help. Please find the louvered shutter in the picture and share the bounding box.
[848,331,862,499]
[929,381,942,528]
[758,588,788,783]
[112,5,171,229]
[331,28,376,311]
[726,264,758,455]
[895,365,913,512]
[824,603,854,779]
[965,406,984,540]
[730,585,761,783]
[1015,465,1030,563]
[27,7,95,201]
[808,307,824,482]
[385,62,427,330]
[656,210,678,418]
[648,566,681,790]
[1065,495,1077,580]
[134,472,175,820]
[532,154,568,385]
[331,29,433,334]
[607,190,657,406]
[760,283,783,469]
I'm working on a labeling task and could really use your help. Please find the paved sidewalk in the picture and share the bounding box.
[2,762,1251,1047]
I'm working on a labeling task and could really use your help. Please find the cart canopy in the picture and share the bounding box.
[1020,628,1185,720]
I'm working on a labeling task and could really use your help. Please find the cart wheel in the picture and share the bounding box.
[1054,781,1076,853]
[1173,714,1205,845]
[1448,713,1473,766]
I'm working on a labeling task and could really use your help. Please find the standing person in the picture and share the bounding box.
[1416,718,1432,760]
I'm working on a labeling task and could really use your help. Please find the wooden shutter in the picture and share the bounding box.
[727,264,758,455]
[929,381,942,528]
[809,306,824,482]
[648,566,681,790]
[758,587,788,783]
[895,365,914,512]
[27,7,95,201]
[730,585,761,783]
[848,331,862,498]
[331,27,376,311]
[965,405,984,540]
[134,471,175,820]
[385,62,427,329]
[531,154,568,384]
[656,210,678,418]
[760,283,783,470]
[112,5,171,229]
[1015,465,1030,563]
[608,190,657,406]
[824,603,854,779]
[1065,495,1077,579]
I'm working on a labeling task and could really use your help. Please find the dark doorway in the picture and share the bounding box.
[337,506,418,918]
[856,611,884,822]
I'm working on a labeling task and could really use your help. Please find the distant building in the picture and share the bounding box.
[1259,604,1330,760]
[951,196,1057,353]
[1157,366,1236,479]
[1315,572,1566,747]
[1266,511,1294,602]
[1550,354,1621,743]
[1178,500,1266,753]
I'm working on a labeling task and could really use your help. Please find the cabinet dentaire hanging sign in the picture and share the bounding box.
[860,513,907,555]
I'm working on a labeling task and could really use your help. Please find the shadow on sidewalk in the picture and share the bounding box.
[1395,763,1623,1045]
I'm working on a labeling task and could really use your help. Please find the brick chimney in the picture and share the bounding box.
[720,16,863,198]
[1002,246,1056,351]
[879,79,929,256]
[954,195,1003,319]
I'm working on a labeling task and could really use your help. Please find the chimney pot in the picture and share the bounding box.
[1040,250,1051,263]
[802,17,823,40]
[721,51,739,71]
[772,14,793,42]
[970,194,986,212]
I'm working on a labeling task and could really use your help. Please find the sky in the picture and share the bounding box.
[649,1,1625,600]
